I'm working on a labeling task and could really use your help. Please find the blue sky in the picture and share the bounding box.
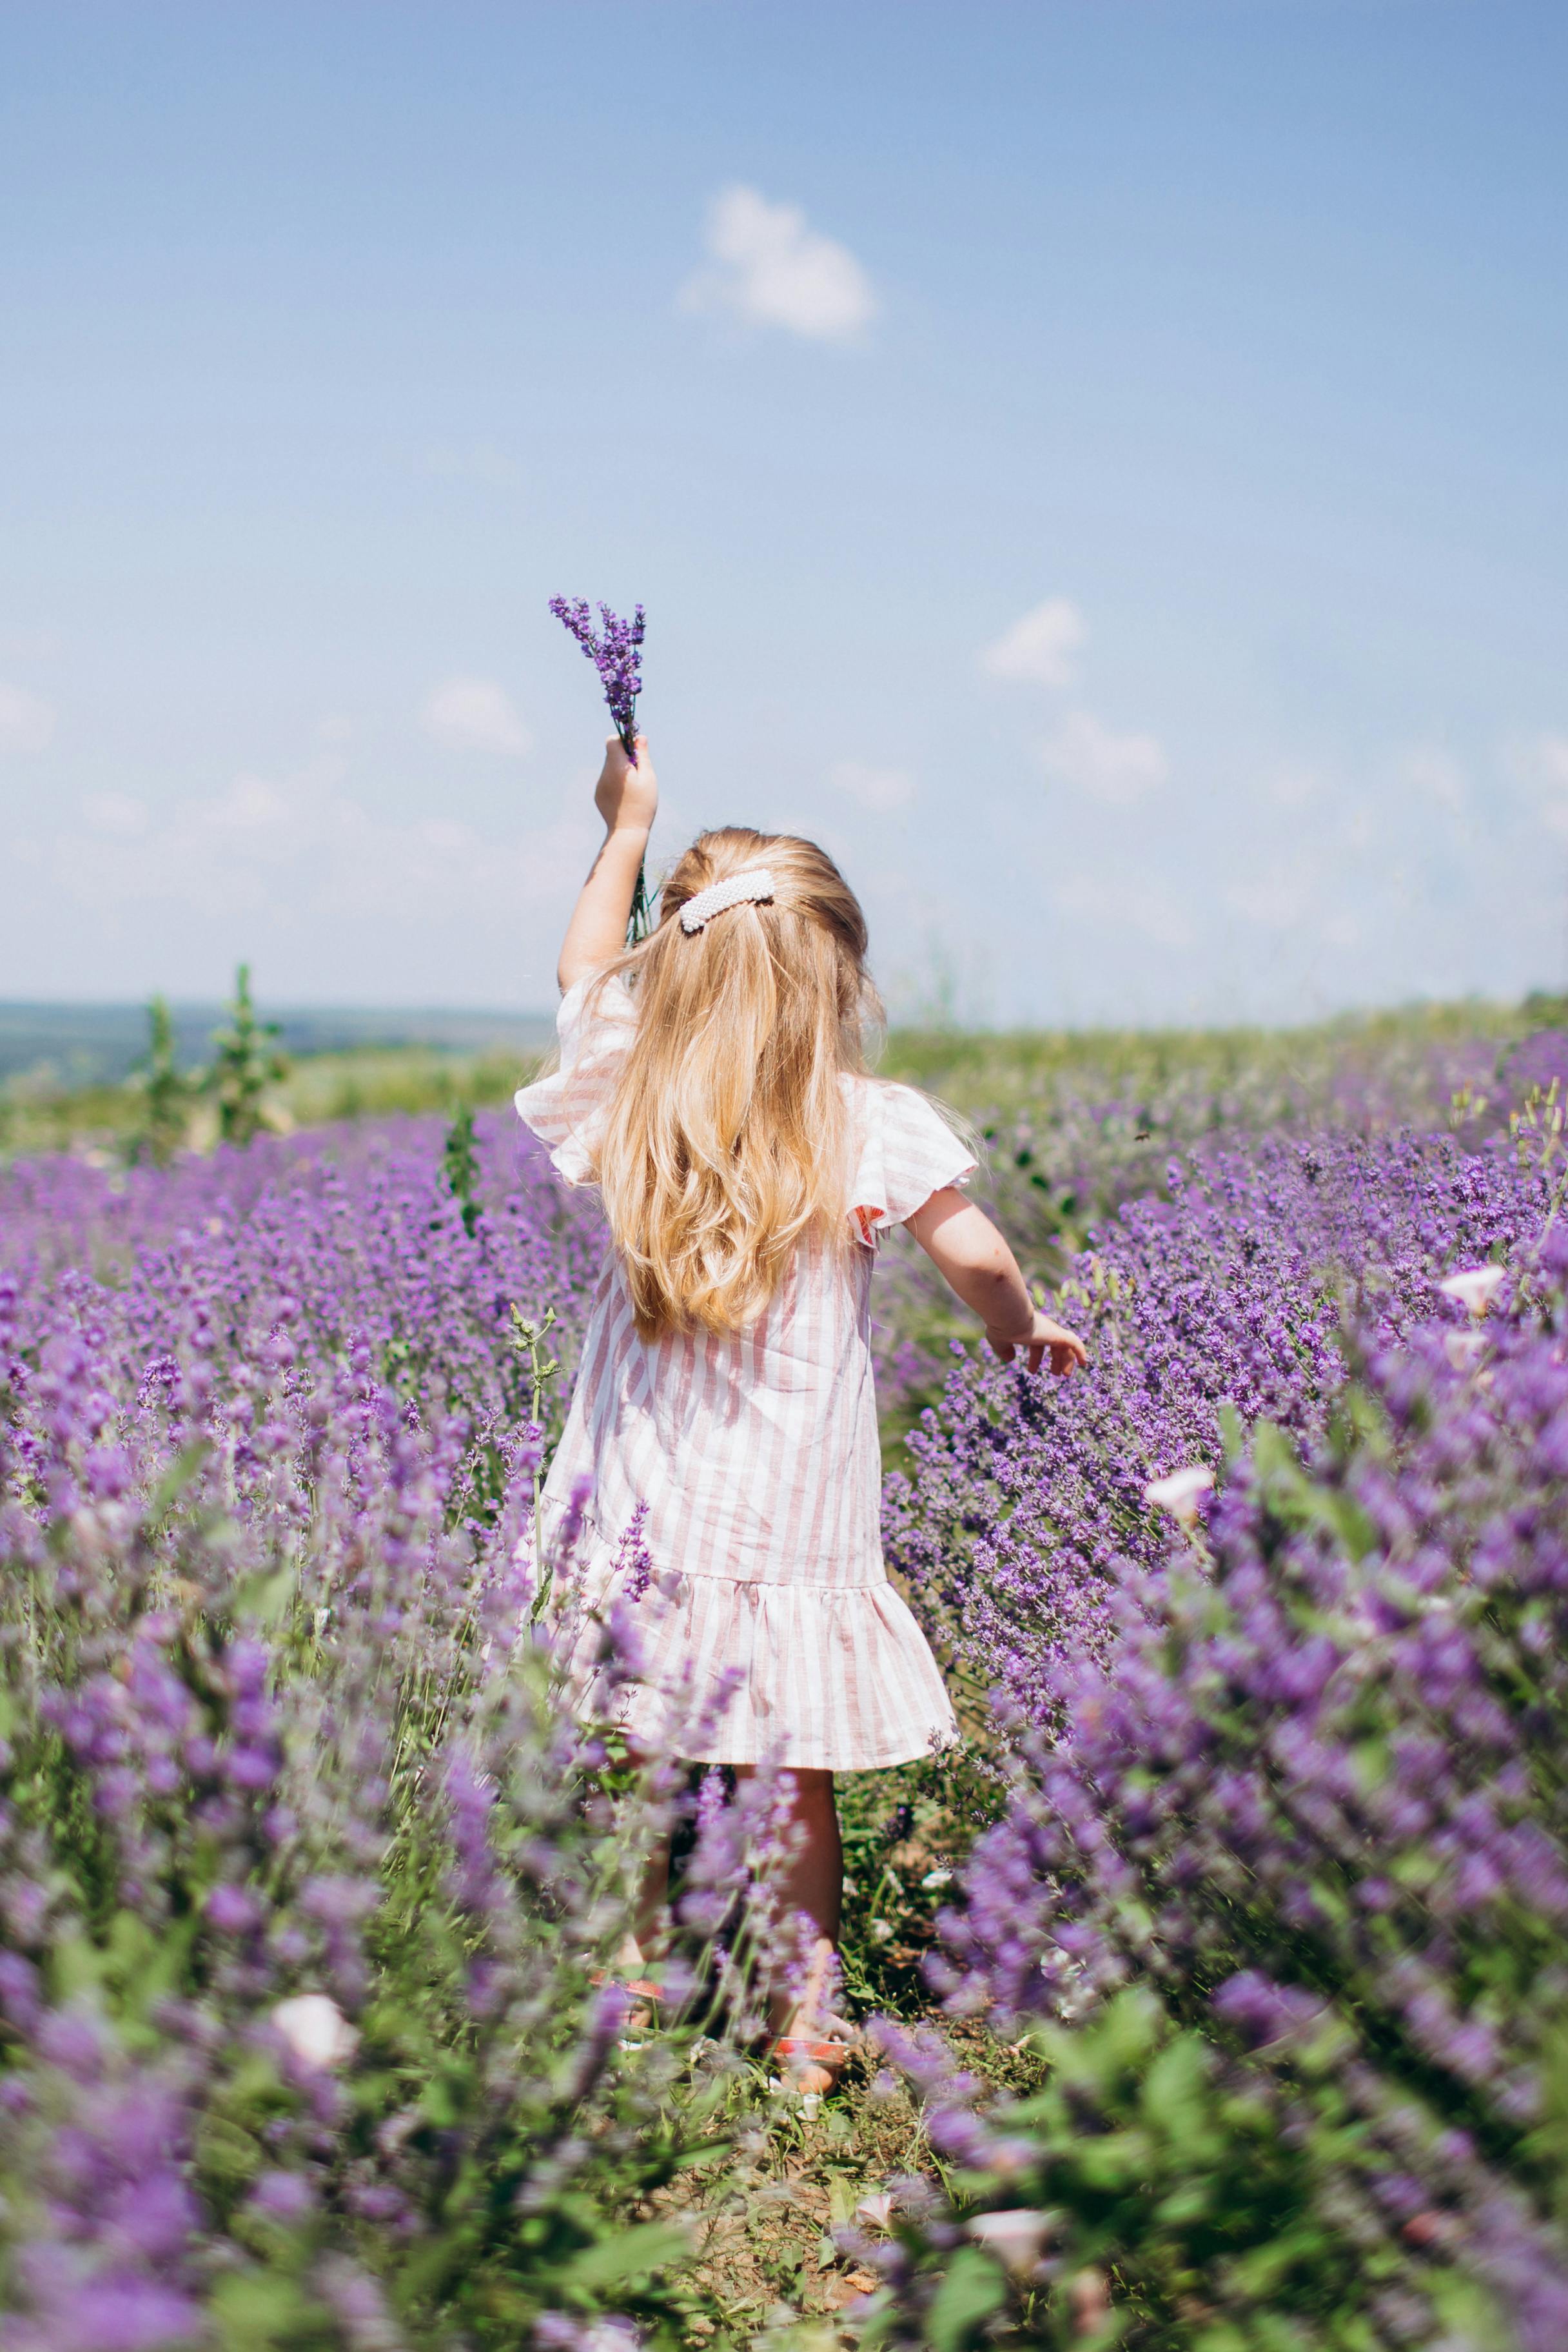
[2,0,1565,1023]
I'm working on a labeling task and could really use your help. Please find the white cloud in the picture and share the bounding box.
[1398,745,1466,814]
[55,754,594,928]
[426,440,523,489]
[1054,872,1194,951]
[1226,866,1313,930]
[83,790,148,838]
[1040,709,1168,805]
[830,760,915,813]
[420,677,531,758]
[680,185,876,342]
[1505,732,1568,838]
[1268,762,1325,811]
[0,681,55,754]
[980,598,1086,689]
[220,775,292,829]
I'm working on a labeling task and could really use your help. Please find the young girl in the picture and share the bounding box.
[516,736,1086,2081]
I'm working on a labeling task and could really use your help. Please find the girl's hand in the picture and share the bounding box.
[594,735,658,837]
[985,1311,1088,1377]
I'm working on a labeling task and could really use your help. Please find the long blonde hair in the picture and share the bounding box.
[582,828,880,1338]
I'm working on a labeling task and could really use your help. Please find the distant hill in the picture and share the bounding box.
[0,1003,557,1091]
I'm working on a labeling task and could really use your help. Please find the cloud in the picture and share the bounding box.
[680,185,877,342]
[1398,745,1466,814]
[83,791,148,839]
[1225,865,1314,931]
[980,598,1086,689]
[0,681,55,754]
[1505,732,1568,837]
[1053,871,1194,951]
[830,760,915,812]
[426,441,523,489]
[1268,762,1326,811]
[420,677,531,758]
[55,754,594,929]
[1040,709,1168,805]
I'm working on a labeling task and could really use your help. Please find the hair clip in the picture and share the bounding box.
[680,867,778,932]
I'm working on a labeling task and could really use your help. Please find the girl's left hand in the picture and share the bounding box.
[985,1311,1088,1377]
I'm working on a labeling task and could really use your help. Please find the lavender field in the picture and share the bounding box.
[4,1014,1568,2349]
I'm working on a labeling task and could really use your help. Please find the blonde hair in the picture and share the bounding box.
[582,828,881,1338]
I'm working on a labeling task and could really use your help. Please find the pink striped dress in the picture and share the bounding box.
[514,972,974,1770]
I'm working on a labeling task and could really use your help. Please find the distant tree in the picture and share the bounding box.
[130,995,196,1166]
[208,965,288,1146]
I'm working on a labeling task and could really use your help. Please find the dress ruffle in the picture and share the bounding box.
[555,1545,958,1771]
[845,1081,977,1235]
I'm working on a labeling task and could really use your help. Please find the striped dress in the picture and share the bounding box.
[514,972,974,1770]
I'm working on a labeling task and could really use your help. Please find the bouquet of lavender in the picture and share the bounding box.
[550,594,651,943]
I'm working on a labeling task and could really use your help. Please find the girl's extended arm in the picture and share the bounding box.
[906,1188,1088,1377]
[557,735,660,993]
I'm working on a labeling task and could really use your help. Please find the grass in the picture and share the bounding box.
[0,1041,540,1159]
[3,994,1553,1166]
[879,995,1537,1110]
[649,2017,1050,2349]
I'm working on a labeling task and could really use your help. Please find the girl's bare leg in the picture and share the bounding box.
[620,1830,671,1977]
[737,1765,843,2037]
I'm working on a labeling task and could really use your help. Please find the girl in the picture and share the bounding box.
[516,736,1086,2083]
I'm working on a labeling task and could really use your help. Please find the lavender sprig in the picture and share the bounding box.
[549,595,651,943]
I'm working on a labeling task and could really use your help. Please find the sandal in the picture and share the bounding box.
[589,1967,663,2031]
[770,2012,859,2095]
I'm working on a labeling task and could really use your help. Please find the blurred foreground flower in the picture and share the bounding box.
[1142,1462,1214,1524]
[1438,1261,1507,1315]
[271,1992,357,2071]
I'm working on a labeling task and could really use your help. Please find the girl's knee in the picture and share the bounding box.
[790,1767,836,1812]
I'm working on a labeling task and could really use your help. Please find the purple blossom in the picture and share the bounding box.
[548,595,645,760]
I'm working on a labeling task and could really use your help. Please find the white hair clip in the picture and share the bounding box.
[680,867,778,933]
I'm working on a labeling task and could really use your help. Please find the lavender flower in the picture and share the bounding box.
[549,594,651,941]
[548,596,646,760]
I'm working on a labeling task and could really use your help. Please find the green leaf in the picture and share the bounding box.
[1140,2035,1210,2145]
[209,2269,315,2351]
[49,1932,108,2002]
[924,2246,1008,2352]
[226,1563,297,1627]
[553,2218,692,2293]
[146,1439,210,1524]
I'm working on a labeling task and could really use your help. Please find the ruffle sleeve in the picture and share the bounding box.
[846,1077,977,1239]
[513,970,638,1185]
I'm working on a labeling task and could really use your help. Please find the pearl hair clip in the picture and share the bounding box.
[680,867,778,933]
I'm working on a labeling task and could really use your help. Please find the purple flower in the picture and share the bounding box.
[203,1883,262,1936]
[548,595,646,759]
[247,2168,316,2223]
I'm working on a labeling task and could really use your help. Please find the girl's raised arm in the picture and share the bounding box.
[557,735,660,994]
[907,1186,1088,1377]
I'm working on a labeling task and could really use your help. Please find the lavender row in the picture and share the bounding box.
[883,1119,1557,1722]
[0,1116,787,2347]
[856,1233,1568,2347]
